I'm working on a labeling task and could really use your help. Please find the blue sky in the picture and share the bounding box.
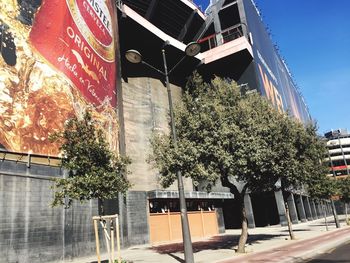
[194,0,350,134]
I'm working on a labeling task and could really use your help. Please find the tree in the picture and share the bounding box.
[307,174,337,201]
[337,176,350,224]
[338,176,350,203]
[50,111,131,214]
[308,173,338,230]
[305,129,342,229]
[149,73,325,252]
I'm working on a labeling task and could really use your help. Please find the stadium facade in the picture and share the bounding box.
[0,0,333,262]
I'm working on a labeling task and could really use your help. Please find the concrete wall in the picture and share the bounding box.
[121,77,193,191]
[126,191,149,245]
[0,160,100,263]
[334,200,347,215]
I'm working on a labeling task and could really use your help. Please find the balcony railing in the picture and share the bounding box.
[198,24,244,52]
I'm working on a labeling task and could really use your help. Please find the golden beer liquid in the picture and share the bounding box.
[0,1,118,156]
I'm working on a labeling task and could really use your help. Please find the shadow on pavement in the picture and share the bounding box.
[167,253,185,263]
[152,233,284,254]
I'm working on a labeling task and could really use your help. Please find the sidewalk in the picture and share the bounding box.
[78,215,350,263]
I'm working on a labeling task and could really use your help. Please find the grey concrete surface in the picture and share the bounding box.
[0,171,99,263]
[73,216,350,263]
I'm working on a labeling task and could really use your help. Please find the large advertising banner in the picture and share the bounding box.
[243,0,311,123]
[0,0,119,156]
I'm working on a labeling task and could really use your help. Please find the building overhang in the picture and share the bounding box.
[121,5,191,54]
[197,41,254,82]
[199,36,253,64]
[119,5,201,86]
[148,190,234,199]
[120,0,205,42]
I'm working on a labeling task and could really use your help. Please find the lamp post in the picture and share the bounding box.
[125,42,200,263]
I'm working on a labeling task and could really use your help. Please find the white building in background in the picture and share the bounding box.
[325,129,350,178]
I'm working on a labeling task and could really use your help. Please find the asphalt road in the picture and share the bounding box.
[306,240,350,263]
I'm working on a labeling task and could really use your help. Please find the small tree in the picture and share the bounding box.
[149,73,325,252]
[308,173,338,230]
[337,176,350,224]
[50,111,131,213]
[306,129,342,229]
[51,111,131,262]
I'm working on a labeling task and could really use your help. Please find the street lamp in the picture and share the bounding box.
[125,41,200,263]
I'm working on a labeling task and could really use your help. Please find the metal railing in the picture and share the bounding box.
[0,149,61,167]
[198,24,244,52]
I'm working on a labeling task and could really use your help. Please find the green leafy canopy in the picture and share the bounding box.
[50,111,131,208]
[148,73,331,254]
[337,176,350,203]
[149,73,329,195]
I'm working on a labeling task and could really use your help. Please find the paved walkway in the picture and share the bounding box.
[218,226,350,263]
[76,215,350,263]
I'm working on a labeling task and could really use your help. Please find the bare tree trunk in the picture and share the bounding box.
[220,178,249,254]
[285,202,296,240]
[237,198,248,253]
[331,200,340,228]
[345,202,349,225]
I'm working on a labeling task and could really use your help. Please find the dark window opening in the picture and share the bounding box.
[198,23,215,51]
[218,4,240,31]
[149,199,218,213]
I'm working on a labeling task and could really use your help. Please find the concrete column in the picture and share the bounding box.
[303,197,313,220]
[319,202,325,218]
[324,202,329,216]
[274,189,287,226]
[212,3,223,46]
[320,202,325,218]
[236,0,249,39]
[319,201,324,216]
[216,207,226,233]
[310,200,317,219]
[244,193,256,229]
[314,201,320,218]
[295,195,307,222]
[327,203,332,216]
[316,201,322,218]
[286,193,299,224]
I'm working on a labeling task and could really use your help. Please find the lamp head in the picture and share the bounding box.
[185,42,201,57]
[125,49,142,64]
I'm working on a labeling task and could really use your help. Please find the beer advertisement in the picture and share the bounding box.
[0,0,119,156]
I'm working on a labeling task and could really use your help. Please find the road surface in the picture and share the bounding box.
[218,227,350,263]
[306,240,350,263]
